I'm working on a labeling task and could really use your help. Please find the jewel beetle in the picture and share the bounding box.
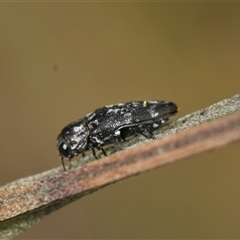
[57,100,178,170]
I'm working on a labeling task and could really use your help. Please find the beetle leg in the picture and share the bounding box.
[138,130,154,139]
[61,157,67,171]
[100,147,107,156]
[91,148,98,159]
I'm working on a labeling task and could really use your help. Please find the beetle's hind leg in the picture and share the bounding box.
[136,124,155,139]
[138,131,154,139]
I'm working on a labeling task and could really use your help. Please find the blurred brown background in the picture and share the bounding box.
[1,2,240,239]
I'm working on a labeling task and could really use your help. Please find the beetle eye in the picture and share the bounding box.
[58,142,71,158]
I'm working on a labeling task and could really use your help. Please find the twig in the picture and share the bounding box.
[0,94,240,240]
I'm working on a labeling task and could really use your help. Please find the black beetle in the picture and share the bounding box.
[57,100,178,170]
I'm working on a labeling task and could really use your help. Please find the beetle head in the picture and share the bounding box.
[57,120,89,161]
